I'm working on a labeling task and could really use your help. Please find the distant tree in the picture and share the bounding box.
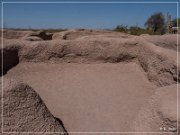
[115,25,128,33]
[172,18,180,27]
[145,12,165,34]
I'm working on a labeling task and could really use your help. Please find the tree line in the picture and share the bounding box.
[115,12,179,35]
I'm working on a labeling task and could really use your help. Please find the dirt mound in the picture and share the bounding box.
[52,29,94,40]
[0,29,32,39]
[138,41,179,86]
[141,34,179,51]
[19,37,139,63]
[0,79,67,134]
[132,84,179,134]
[22,36,44,41]
[52,29,131,40]
[24,31,53,40]
[2,31,177,86]
[0,30,53,41]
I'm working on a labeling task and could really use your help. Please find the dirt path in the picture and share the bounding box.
[5,62,156,133]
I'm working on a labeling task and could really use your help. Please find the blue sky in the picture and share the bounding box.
[0,0,178,29]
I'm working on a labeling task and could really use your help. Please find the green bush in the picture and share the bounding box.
[114,25,128,33]
[129,26,154,35]
[114,25,163,36]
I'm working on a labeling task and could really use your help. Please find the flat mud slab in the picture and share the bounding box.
[5,62,156,132]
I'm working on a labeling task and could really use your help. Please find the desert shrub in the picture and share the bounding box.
[129,26,156,35]
[114,25,128,33]
[114,25,163,35]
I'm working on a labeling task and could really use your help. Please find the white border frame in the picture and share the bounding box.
[1,1,179,134]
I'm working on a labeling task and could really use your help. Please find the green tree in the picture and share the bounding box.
[172,18,180,27]
[145,12,165,34]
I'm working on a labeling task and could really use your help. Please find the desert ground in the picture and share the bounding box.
[0,29,180,135]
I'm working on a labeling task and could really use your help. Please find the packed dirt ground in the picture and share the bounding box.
[0,29,180,135]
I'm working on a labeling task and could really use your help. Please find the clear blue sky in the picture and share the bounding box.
[1,0,178,29]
